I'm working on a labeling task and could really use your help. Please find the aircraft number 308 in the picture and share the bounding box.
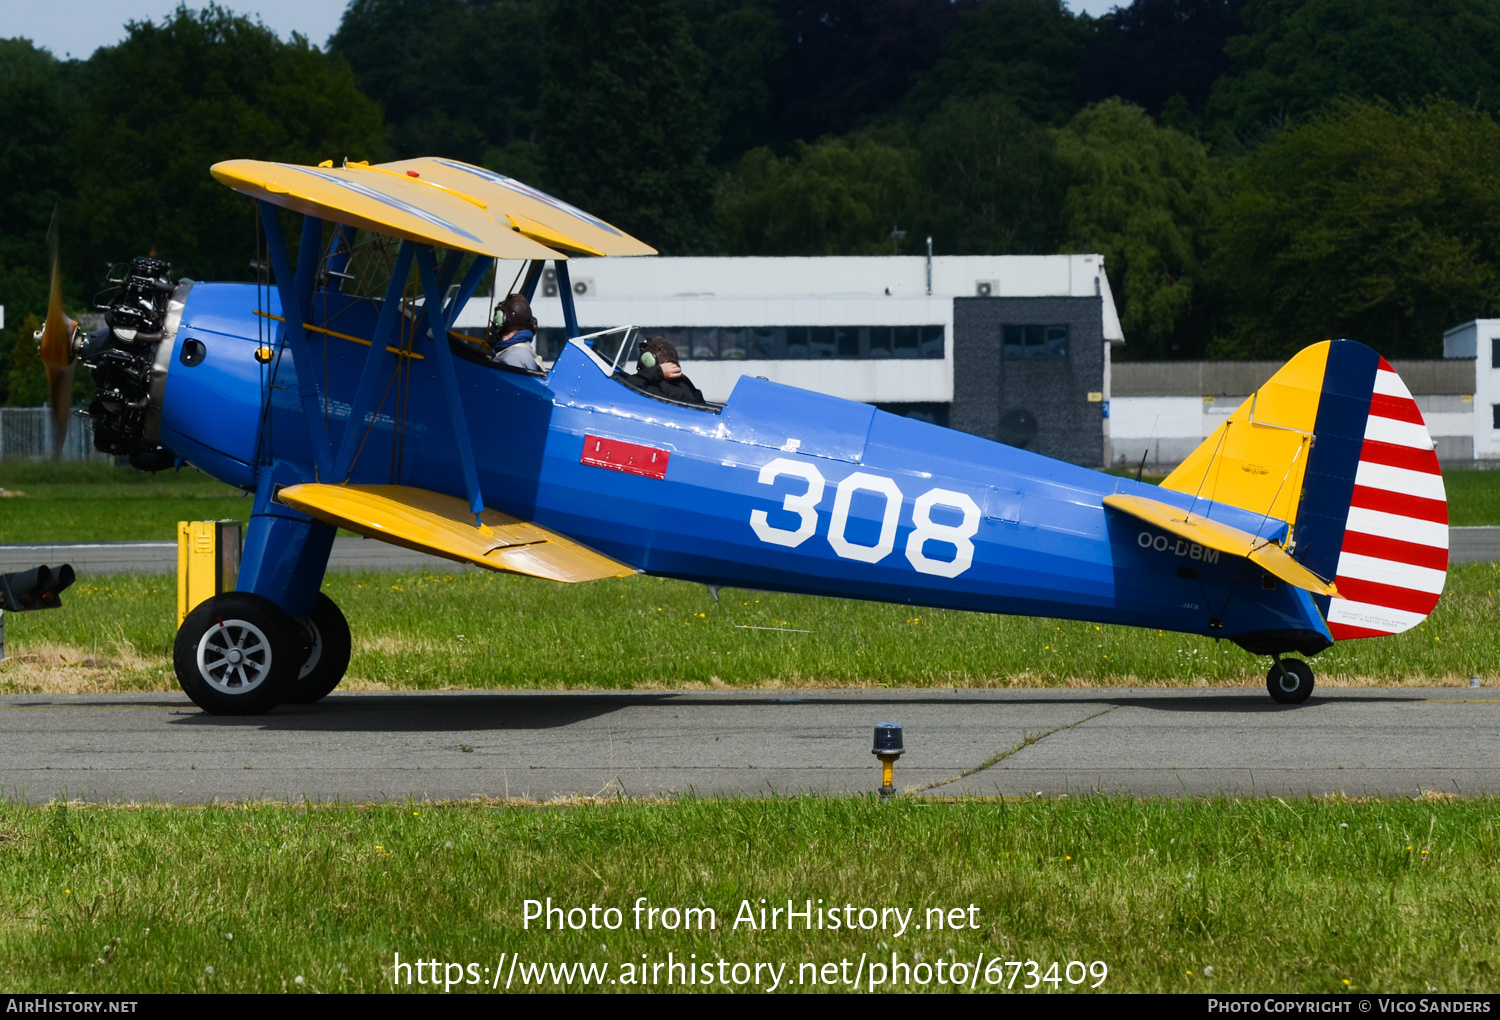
[748,457,981,579]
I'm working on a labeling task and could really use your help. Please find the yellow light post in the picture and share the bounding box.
[873,721,904,799]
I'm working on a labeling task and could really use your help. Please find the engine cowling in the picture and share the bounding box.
[78,257,191,471]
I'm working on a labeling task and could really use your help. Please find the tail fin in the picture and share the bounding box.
[1159,340,1448,640]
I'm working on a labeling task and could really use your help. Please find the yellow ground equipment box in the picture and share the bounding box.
[177,520,243,625]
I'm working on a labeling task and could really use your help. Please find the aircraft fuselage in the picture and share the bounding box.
[159,282,1327,646]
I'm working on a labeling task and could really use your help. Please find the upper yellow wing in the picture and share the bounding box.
[1103,493,1339,597]
[278,483,635,583]
[210,159,563,260]
[377,157,657,256]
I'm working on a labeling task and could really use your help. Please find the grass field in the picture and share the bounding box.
[2,458,1497,693]
[2,475,1494,997]
[1,795,1496,993]
[0,461,249,543]
[5,460,1500,540]
[2,561,1497,694]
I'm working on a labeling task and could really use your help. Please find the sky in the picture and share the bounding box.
[4,0,1124,60]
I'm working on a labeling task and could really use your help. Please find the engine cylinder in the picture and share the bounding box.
[79,257,192,465]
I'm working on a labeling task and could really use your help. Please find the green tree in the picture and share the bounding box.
[69,5,384,283]
[687,0,785,163]
[907,0,1094,126]
[917,95,1063,255]
[715,135,921,255]
[330,0,545,175]
[1207,0,1500,142]
[1055,99,1216,358]
[540,0,716,253]
[0,39,82,406]
[5,313,46,407]
[1209,98,1500,360]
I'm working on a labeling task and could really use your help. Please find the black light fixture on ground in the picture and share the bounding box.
[0,563,75,661]
[873,721,904,799]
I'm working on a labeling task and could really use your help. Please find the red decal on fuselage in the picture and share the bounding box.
[580,434,670,480]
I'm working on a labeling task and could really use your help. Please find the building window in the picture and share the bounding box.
[876,402,950,427]
[537,325,946,362]
[1492,337,1500,369]
[1002,324,1069,358]
[1493,403,1500,430]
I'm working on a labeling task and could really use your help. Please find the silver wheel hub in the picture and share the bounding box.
[197,619,273,695]
[1277,667,1299,691]
[297,618,323,680]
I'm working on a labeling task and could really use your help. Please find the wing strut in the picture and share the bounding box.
[556,259,581,339]
[444,253,495,328]
[258,202,333,480]
[519,259,545,302]
[414,246,487,525]
[332,240,416,481]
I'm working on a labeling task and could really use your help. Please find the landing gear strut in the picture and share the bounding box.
[1266,656,1315,704]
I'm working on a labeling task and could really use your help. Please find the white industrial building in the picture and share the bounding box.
[454,258,1497,469]
[462,254,1126,466]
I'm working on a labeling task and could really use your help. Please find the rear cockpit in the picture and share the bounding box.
[572,326,722,414]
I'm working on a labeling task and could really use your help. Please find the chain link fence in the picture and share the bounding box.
[0,407,108,461]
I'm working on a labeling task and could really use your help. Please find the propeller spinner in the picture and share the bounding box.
[39,209,78,459]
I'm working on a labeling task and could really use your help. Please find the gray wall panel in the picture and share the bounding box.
[951,296,1106,467]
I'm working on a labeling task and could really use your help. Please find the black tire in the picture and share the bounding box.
[174,592,300,715]
[283,593,352,705]
[1266,658,1315,704]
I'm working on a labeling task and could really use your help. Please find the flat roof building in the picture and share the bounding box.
[464,254,1125,467]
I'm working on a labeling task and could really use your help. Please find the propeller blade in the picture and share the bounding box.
[39,207,77,459]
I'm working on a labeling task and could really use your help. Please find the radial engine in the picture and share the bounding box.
[76,256,190,472]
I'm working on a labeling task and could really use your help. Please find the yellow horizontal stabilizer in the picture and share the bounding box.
[377,157,657,257]
[278,483,635,583]
[1103,493,1340,598]
[210,159,561,261]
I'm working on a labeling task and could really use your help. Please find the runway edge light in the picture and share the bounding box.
[873,721,905,800]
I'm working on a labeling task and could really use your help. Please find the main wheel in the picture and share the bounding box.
[174,592,301,715]
[1266,658,1315,704]
[283,593,352,705]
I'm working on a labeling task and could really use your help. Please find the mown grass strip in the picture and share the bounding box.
[3,563,1499,693]
[5,460,1500,537]
[0,796,1496,993]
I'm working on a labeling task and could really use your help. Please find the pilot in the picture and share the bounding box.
[627,336,705,405]
[488,293,541,371]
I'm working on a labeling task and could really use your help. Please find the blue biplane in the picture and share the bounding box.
[33,157,1449,714]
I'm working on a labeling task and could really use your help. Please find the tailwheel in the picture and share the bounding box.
[1266,657,1315,704]
[174,592,300,715]
[284,593,352,705]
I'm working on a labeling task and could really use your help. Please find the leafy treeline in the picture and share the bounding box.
[5,0,1500,406]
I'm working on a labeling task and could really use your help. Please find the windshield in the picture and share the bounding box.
[577,325,641,374]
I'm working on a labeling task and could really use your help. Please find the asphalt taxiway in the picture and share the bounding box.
[0,688,1494,803]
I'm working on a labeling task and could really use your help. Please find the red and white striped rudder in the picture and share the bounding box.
[1324,358,1448,640]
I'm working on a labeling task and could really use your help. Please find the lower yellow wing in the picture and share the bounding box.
[1103,493,1339,597]
[278,484,635,583]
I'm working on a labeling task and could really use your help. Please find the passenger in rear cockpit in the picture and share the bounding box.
[487,293,541,372]
[626,336,705,406]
